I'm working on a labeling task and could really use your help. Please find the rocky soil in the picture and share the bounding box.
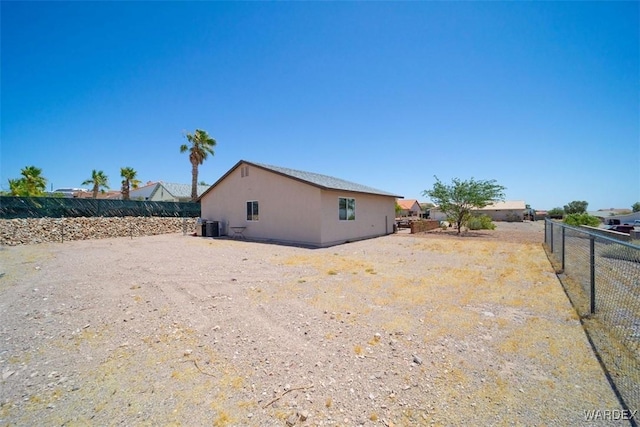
[0,222,629,426]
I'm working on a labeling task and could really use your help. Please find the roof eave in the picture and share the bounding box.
[198,159,403,200]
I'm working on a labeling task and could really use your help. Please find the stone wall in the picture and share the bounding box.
[410,220,441,234]
[0,217,198,246]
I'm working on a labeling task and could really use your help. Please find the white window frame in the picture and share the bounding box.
[338,197,356,221]
[246,200,259,221]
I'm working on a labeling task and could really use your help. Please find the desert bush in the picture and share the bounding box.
[505,212,522,222]
[564,213,600,227]
[468,214,496,230]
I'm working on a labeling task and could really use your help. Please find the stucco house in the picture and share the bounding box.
[129,181,209,202]
[397,199,422,217]
[198,160,402,247]
[430,200,527,222]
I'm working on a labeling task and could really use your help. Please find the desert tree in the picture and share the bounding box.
[423,176,506,234]
[120,167,141,201]
[547,207,565,219]
[563,200,588,215]
[82,169,110,199]
[632,202,640,213]
[180,129,216,201]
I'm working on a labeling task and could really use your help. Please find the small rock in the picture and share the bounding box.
[2,370,15,380]
[299,410,309,421]
[183,349,193,356]
[286,413,298,426]
[412,355,423,365]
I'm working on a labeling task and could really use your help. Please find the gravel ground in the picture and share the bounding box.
[0,221,629,426]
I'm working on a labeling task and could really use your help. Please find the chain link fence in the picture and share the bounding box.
[545,219,640,417]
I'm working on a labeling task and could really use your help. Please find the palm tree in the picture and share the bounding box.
[180,129,216,201]
[9,166,47,196]
[120,167,141,201]
[82,170,109,199]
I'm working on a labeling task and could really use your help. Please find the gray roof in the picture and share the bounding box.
[250,161,400,197]
[155,182,210,199]
[198,160,402,201]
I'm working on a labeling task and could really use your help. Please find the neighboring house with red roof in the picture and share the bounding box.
[397,199,422,217]
[198,160,402,247]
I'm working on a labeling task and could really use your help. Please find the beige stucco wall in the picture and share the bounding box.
[477,209,524,221]
[429,208,525,222]
[200,163,396,247]
[147,185,177,202]
[319,190,396,247]
[200,164,323,245]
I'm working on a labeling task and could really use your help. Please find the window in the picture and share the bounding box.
[339,197,355,221]
[241,166,250,177]
[246,201,259,221]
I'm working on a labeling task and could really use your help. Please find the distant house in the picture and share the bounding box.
[430,200,527,222]
[73,190,121,200]
[397,199,422,217]
[198,160,402,247]
[51,188,89,198]
[129,181,209,202]
[589,210,640,225]
[534,210,548,220]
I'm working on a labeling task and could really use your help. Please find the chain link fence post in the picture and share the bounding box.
[590,235,595,315]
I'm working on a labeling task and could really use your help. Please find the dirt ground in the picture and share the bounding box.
[0,221,629,426]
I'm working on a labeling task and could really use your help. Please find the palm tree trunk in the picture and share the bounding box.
[191,161,199,201]
[122,181,130,200]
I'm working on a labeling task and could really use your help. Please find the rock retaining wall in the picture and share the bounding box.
[0,217,197,246]
[410,220,441,233]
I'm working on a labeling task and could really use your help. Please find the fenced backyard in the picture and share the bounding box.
[545,219,640,416]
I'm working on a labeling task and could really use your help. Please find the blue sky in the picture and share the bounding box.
[2,1,638,210]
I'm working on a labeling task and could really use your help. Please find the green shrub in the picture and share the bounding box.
[563,213,600,227]
[548,207,564,219]
[467,214,496,230]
